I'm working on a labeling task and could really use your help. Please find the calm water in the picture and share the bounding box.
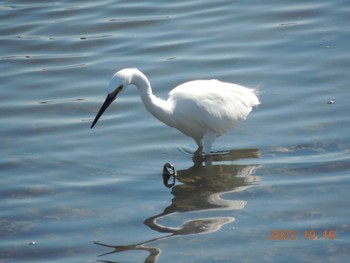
[1,0,349,262]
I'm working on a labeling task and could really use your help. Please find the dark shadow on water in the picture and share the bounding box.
[95,148,261,263]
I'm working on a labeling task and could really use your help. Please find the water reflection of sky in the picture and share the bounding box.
[96,149,261,263]
[1,0,350,262]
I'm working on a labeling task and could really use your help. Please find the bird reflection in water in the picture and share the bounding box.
[95,149,261,263]
[162,162,177,188]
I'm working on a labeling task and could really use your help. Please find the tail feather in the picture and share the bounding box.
[251,89,260,107]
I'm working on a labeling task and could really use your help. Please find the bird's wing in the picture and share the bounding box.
[167,80,258,137]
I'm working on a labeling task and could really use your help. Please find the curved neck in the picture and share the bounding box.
[130,70,174,127]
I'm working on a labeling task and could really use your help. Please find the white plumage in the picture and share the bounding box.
[91,68,260,155]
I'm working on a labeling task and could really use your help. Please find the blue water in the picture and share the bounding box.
[1,0,349,262]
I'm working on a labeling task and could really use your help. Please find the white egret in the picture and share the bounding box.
[91,68,260,155]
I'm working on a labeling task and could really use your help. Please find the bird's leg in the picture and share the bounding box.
[203,133,216,156]
[193,138,203,148]
[192,137,203,155]
[194,147,203,157]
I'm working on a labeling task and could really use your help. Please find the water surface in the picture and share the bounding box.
[1,0,349,262]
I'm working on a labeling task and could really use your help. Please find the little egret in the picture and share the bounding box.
[91,68,260,155]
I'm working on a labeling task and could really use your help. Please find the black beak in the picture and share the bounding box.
[91,92,117,129]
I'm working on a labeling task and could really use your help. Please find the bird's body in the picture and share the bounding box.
[91,68,260,155]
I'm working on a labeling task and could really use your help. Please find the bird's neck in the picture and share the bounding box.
[131,71,175,127]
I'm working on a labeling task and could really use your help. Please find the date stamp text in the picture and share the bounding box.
[270,230,335,241]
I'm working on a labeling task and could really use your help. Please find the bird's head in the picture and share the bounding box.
[91,68,149,129]
[90,69,131,129]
